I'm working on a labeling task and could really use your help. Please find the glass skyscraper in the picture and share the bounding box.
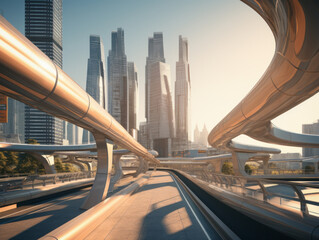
[127,62,138,139]
[108,28,129,131]
[175,35,191,150]
[82,35,107,143]
[146,33,174,156]
[145,32,165,122]
[24,0,63,144]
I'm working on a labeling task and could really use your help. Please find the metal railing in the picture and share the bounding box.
[0,171,96,192]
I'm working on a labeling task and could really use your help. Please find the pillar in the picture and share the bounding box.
[81,133,113,210]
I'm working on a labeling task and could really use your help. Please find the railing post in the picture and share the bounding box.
[257,181,268,202]
[291,185,309,216]
[81,133,113,210]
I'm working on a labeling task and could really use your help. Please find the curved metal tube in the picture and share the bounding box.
[247,122,319,147]
[0,16,158,164]
[208,0,319,151]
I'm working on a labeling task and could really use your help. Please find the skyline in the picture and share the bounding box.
[1,0,318,154]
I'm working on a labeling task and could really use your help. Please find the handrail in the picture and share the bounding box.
[0,16,158,164]
[203,172,319,217]
[208,0,319,151]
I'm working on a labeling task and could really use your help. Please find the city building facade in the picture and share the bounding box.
[302,120,319,157]
[145,32,165,122]
[0,98,24,143]
[24,0,63,144]
[83,35,107,143]
[174,35,191,151]
[148,61,174,157]
[108,28,129,131]
[127,62,138,139]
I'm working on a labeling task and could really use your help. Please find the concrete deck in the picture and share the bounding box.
[0,175,144,239]
[85,171,215,240]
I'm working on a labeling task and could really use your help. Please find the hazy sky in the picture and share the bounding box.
[1,0,318,154]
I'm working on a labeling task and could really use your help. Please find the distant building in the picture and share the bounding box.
[0,98,24,143]
[138,122,148,148]
[174,35,191,151]
[24,0,63,144]
[82,35,107,143]
[145,32,165,122]
[144,32,175,156]
[108,28,129,130]
[193,124,208,148]
[194,125,200,144]
[302,120,319,157]
[271,152,301,160]
[148,61,175,157]
[127,62,138,139]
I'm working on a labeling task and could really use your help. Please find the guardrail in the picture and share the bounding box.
[0,171,96,192]
[183,169,319,218]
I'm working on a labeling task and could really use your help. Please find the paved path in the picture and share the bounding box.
[0,175,139,240]
[85,171,218,240]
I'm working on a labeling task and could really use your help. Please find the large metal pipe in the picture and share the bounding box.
[0,16,158,164]
[208,0,319,151]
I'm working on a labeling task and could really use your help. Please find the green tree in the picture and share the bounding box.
[4,151,19,174]
[54,158,64,173]
[54,157,77,173]
[16,139,45,174]
[245,164,253,175]
[222,161,234,175]
[0,152,8,175]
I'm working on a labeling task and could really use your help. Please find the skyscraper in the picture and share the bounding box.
[302,120,319,157]
[82,35,107,143]
[127,62,138,139]
[146,33,174,157]
[24,0,63,144]
[0,98,24,143]
[175,35,191,150]
[145,32,165,122]
[108,28,129,130]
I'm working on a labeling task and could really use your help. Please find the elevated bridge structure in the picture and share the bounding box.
[0,0,319,239]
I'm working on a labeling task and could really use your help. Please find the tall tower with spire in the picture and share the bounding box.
[175,35,191,150]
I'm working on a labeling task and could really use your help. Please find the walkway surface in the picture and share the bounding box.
[0,175,139,240]
[85,171,216,240]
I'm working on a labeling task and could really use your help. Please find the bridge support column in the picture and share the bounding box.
[29,153,56,174]
[232,152,257,176]
[109,155,123,192]
[263,158,270,175]
[133,157,145,177]
[81,134,113,210]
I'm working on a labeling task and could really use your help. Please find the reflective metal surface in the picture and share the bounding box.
[208,0,319,151]
[0,16,158,164]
